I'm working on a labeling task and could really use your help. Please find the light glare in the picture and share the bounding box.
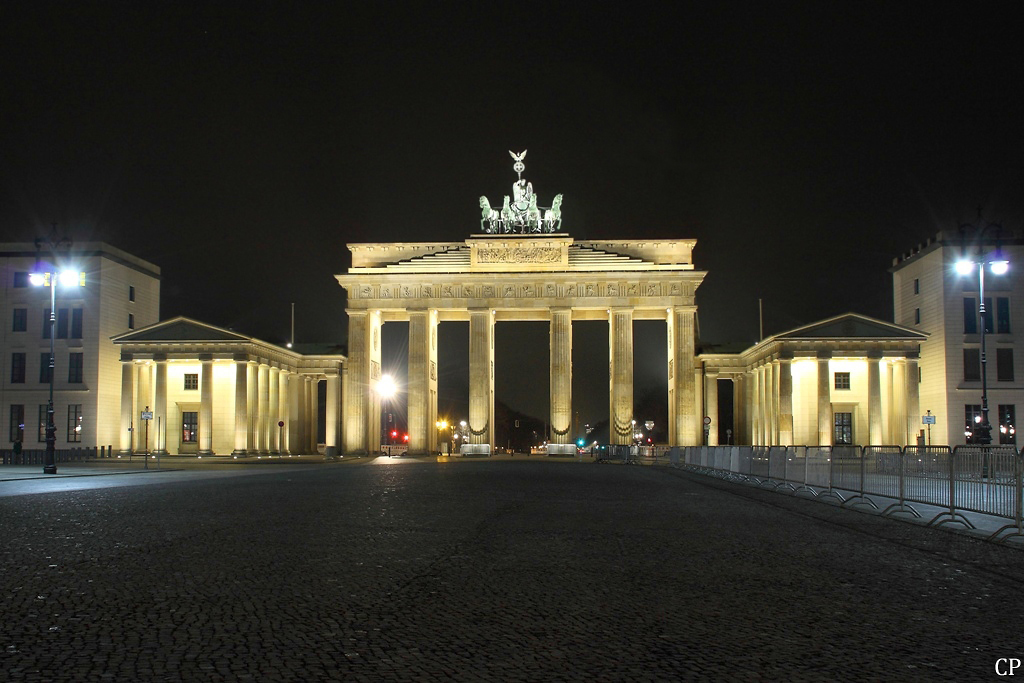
[29,272,45,287]
[59,270,80,287]
[990,260,1009,275]
[955,260,974,276]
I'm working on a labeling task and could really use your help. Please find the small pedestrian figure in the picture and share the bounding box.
[12,439,23,465]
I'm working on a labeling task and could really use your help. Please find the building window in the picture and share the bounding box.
[71,309,83,339]
[964,348,981,381]
[999,405,1017,445]
[39,353,52,384]
[9,405,24,443]
[964,297,977,334]
[67,405,82,443]
[11,352,26,384]
[915,308,921,325]
[914,278,920,294]
[128,313,135,330]
[181,411,198,443]
[834,412,853,445]
[184,373,198,390]
[38,405,48,442]
[965,404,983,440]
[12,308,27,332]
[56,308,69,339]
[997,348,1014,382]
[68,352,84,383]
[42,308,51,339]
[129,285,135,302]
[13,272,29,288]
[834,372,851,390]
[984,297,994,333]
[997,297,1011,334]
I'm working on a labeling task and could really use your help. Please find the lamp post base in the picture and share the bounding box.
[43,464,57,474]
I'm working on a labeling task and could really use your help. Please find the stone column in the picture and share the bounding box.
[308,377,318,453]
[468,309,495,451]
[343,310,381,454]
[119,357,134,454]
[817,353,832,446]
[669,307,697,446]
[758,364,768,445]
[257,363,270,454]
[868,352,883,445]
[247,361,258,453]
[609,308,634,446]
[198,356,214,455]
[778,356,794,446]
[705,370,719,446]
[288,373,301,454]
[269,366,280,452]
[733,376,744,445]
[278,369,291,453]
[138,363,153,449]
[325,371,341,456]
[407,310,438,454]
[153,356,167,454]
[233,356,249,456]
[905,353,920,447]
[749,368,760,446]
[549,308,573,453]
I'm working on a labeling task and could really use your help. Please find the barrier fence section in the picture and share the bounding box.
[0,446,111,465]
[678,444,1024,543]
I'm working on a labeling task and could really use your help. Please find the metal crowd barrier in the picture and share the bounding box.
[1,446,111,465]
[678,444,1024,544]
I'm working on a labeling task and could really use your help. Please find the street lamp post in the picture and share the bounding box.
[30,230,82,474]
[956,218,1009,445]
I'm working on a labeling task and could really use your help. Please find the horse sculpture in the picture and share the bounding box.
[479,196,497,233]
[544,193,563,232]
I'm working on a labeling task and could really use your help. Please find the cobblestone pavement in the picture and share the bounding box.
[3,459,1023,681]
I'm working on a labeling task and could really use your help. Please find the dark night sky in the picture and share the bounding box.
[2,2,1022,426]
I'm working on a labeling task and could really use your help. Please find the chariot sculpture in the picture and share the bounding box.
[479,150,563,234]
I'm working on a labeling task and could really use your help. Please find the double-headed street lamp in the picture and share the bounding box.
[30,231,83,474]
[955,219,1009,445]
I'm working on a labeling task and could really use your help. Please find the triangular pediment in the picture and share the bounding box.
[774,313,927,341]
[112,316,250,343]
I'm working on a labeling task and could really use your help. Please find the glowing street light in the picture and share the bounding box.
[955,215,1010,445]
[32,228,84,474]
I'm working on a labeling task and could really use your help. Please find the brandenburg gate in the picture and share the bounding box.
[336,152,706,454]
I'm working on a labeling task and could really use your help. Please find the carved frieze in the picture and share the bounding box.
[477,247,561,263]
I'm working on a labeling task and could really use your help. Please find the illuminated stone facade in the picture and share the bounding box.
[699,314,926,447]
[337,235,706,454]
[0,242,160,450]
[112,318,343,456]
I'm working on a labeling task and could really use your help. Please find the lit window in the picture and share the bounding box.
[67,405,82,443]
[9,404,24,443]
[182,411,198,443]
[184,374,198,390]
[999,405,1017,445]
[38,404,48,442]
[834,372,851,390]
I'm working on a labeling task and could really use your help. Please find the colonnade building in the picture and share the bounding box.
[112,318,343,456]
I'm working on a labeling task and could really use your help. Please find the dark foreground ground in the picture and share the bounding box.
[2,457,1023,682]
